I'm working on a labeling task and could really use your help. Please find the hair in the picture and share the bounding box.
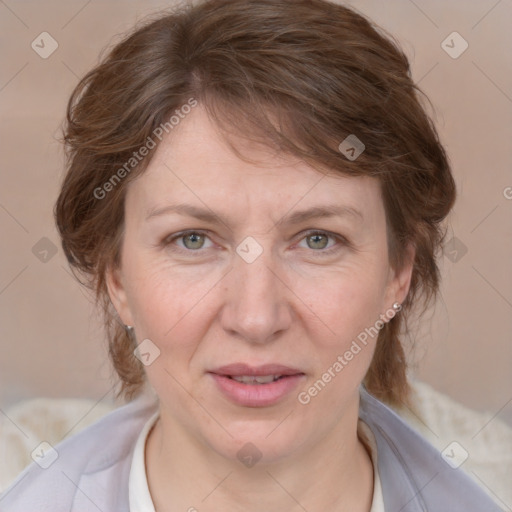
[55,0,456,407]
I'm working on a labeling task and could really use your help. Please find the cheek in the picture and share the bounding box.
[295,270,387,410]
[296,264,388,350]
[123,255,220,342]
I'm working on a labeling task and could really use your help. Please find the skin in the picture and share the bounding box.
[107,105,414,512]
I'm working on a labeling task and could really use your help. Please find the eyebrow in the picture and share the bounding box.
[145,203,363,226]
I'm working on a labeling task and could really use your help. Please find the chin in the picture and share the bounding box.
[201,415,311,466]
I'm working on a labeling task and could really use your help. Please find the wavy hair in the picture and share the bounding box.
[55,0,456,406]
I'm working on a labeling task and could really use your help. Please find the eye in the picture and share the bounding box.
[162,229,348,257]
[296,230,346,254]
[164,230,214,253]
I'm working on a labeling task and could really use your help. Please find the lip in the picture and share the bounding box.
[211,363,303,377]
[208,363,305,407]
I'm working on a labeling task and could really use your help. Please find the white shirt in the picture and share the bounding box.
[129,410,159,512]
[129,413,385,512]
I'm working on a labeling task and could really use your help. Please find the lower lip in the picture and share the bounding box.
[210,373,305,407]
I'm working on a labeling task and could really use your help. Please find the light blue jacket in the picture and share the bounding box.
[0,387,503,511]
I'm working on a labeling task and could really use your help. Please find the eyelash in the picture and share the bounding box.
[162,229,348,257]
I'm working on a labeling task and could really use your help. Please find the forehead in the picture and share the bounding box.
[126,105,383,225]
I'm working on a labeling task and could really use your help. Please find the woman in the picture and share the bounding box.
[0,0,503,510]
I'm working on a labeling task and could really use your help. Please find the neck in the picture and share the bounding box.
[145,405,374,512]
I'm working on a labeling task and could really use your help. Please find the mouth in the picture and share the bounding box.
[227,374,290,384]
[211,362,304,377]
[208,363,305,407]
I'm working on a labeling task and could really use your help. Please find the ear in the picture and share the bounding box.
[385,242,415,307]
[105,264,135,327]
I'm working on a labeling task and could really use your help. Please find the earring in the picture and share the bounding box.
[392,302,402,312]
[124,325,136,344]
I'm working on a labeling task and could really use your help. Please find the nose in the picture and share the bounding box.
[220,244,293,345]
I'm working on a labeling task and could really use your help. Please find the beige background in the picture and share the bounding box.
[0,0,511,426]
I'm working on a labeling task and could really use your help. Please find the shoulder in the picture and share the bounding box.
[0,392,158,512]
[359,386,504,512]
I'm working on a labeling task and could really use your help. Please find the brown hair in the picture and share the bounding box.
[55,0,456,406]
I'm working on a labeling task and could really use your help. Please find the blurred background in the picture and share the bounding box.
[0,0,511,426]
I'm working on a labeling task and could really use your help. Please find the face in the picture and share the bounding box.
[107,105,413,465]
